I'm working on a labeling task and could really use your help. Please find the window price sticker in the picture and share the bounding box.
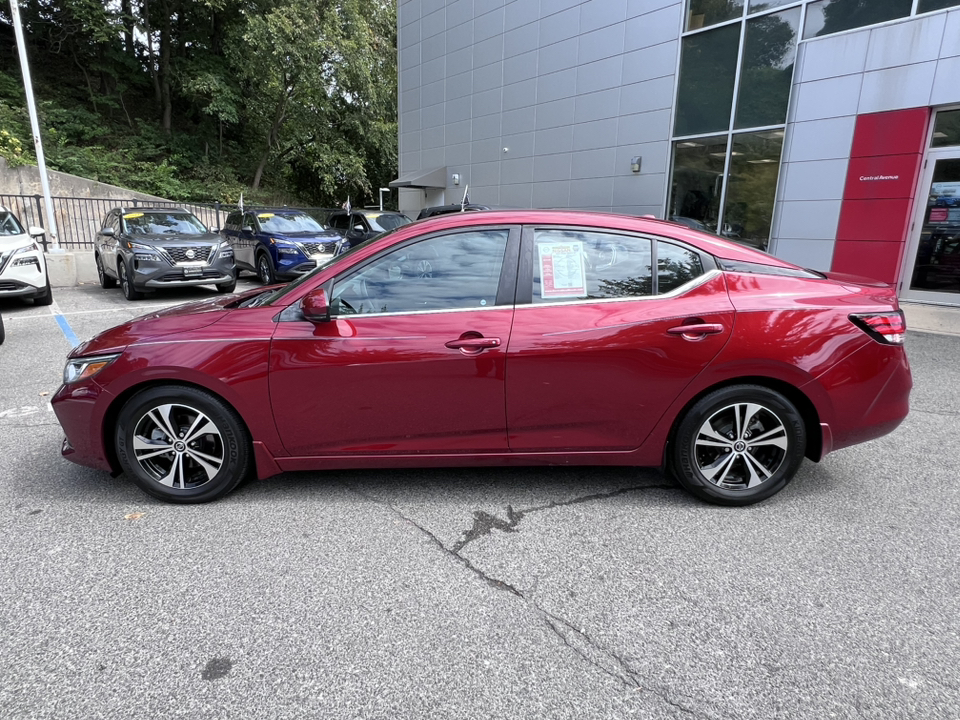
[538,241,586,299]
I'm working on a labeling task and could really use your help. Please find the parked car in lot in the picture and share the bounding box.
[326,208,412,245]
[417,202,494,220]
[0,205,53,306]
[94,207,236,300]
[53,210,911,506]
[221,208,345,285]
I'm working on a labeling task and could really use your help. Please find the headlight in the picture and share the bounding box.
[216,241,234,258]
[11,242,38,256]
[124,240,155,251]
[63,354,120,384]
[134,252,162,262]
[276,245,301,256]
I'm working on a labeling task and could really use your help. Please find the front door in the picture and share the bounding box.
[902,109,960,304]
[269,226,519,456]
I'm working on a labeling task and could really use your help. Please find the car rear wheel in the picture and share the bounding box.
[115,385,251,503]
[256,252,275,285]
[670,385,806,506]
[97,253,116,288]
[118,260,144,300]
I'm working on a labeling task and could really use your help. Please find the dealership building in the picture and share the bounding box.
[392,0,960,306]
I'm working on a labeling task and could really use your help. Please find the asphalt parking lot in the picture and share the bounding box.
[0,280,957,719]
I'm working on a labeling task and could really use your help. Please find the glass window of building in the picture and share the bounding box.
[735,7,801,129]
[917,0,960,11]
[675,24,742,137]
[668,136,729,233]
[803,0,912,39]
[720,131,785,251]
[748,0,800,12]
[687,0,745,30]
[932,110,960,149]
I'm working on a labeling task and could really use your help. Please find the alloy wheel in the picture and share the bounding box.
[693,402,788,490]
[132,403,225,489]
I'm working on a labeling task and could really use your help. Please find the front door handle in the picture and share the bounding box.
[667,323,724,339]
[445,335,501,355]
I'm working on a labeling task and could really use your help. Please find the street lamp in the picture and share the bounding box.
[379,187,390,212]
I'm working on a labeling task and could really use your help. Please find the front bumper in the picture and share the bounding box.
[131,254,235,289]
[0,250,47,296]
[52,379,115,474]
[275,253,335,280]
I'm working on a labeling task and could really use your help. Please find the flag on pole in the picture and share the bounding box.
[238,192,244,213]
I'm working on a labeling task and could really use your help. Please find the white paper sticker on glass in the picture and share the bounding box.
[538,241,586,299]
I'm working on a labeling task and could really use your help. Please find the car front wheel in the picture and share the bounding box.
[115,385,251,503]
[256,252,275,285]
[670,385,806,506]
[118,260,144,300]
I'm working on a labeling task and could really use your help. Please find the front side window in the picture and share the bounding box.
[122,212,207,235]
[329,213,350,230]
[332,229,510,315]
[532,229,653,303]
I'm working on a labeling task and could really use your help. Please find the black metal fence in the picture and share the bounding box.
[0,194,344,251]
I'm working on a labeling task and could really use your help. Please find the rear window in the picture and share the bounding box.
[368,213,412,232]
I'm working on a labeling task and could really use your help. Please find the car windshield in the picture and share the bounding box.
[123,212,207,235]
[367,213,412,232]
[257,212,325,234]
[0,212,26,236]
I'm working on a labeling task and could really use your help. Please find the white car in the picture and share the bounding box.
[0,206,52,306]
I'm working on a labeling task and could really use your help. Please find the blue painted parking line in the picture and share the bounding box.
[49,299,81,348]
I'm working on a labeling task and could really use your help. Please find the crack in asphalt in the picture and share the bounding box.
[452,483,676,553]
[349,481,719,716]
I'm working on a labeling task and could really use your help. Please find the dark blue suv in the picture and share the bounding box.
[222,208,345,284]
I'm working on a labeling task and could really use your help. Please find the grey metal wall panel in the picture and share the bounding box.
[474,34,506,67]
[931,55,960,106]
[772,238,835,272]
[447,0,473,29]
[422,147,444,169]
[445,71,473,101]
[535,97,576,130]
[400,42,421,72]
[421,103,445,130]
[538,38,579,75]
[612,173,665,207]
[446,95,472,123]
[539,6,580,46]
[470,186,501,205]
[865,12,946,71]
[506,0,540,30]
[619,75,674,115]
[573,117,620,151]
[615,141,669,175]
[502,156,535,184]
[473,138,504,163]
[779,160,848,202]
[533,152,573,182]
[399,21,420,49]
[505,25,539,58]
[574,87,621,124]
[858,61,938,114]
[786,117,855,163]
[446,142,471,167]
[422,8,446,40]
[421,33,446,63]
[399,0,420,28]
[624,5,681,52]
[504,105,538,135]
[422,125,445,150]
[401,109,421,133]
[471,161,501,187]
[472,113,502,141]
[401,86,420,114]
[542,0,583,19]
[502,130,536,157]
[475,0,506,18]
[570,177,615,207]
[400,66,420,91]
[627,0,681,19]
[777,200,843,242]
[579,24,626,65]
[792,75,863,122]
[447,20,474,51]
[943,10,960,58]
[475,8,506,43]
[571,148,617,179]
[504,49,539,83]
[420,80,444,108]
[579,0,627,34]
[422,57,446,85]
[400,131,421,154]
[504,78,539,110]
[447,119,473,146]
[533,179,571,207]
[535,125,575,155]
[447,46,473,77]
[621,41,678,84]
[616,109,671,145]
[400,151,421,173]
[500,182,533,208]
[472,87,503,117]
[798,33,869,82]
[536,69,577,103]
[474,62,504,92]
[577,56,624,94]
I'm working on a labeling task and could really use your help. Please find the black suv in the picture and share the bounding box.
[326,209,413,244]
[95,207,236,300]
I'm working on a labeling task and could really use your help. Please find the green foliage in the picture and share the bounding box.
[0,0,397,205]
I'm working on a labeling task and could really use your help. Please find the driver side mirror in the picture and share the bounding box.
[301,288,331,323]
[99,227,115,237]
[241,225,254,233]
[28,226,45,238]
[346,228,365,242]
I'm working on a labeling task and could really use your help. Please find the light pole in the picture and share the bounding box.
[379,187,390,212]
[9,0,60,251]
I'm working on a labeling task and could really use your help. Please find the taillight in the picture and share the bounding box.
[850,311,906,345]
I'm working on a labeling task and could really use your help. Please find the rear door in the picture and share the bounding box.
[505,226,735,452]
[269,225,521,456]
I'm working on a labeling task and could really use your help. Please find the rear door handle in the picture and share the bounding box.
[667,323,725,338]
[445,336,501,354]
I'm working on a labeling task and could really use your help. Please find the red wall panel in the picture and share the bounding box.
[831,108,930,284]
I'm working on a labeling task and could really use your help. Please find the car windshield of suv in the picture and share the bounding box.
[367,213,412,232]
[0,212,26,236]
[257,212,325,234]
[123,212,207,235]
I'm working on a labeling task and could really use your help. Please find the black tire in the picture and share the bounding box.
[0,313,5,344]
[118,259,144,300]
[256,252,275,285]
[115,385,252,503]
[670,384,806,506]
[32,279,53,306]
[97,253,117,288]
[216,271,237,294]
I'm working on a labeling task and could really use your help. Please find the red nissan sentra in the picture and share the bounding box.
[52,211,912,506]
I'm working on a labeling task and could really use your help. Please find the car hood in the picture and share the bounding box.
[0,233,36,252]
[126,232,221,245]
[268,230,342,241]
[68,286,270,358]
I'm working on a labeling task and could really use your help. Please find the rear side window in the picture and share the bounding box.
[532,229,653,303]
[658,241,705,294]
[332,229,510,315]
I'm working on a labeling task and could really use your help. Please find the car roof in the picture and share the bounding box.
[402,209,801,268]
[110,206,194,214]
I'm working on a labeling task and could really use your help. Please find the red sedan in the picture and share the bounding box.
[52,211,911,506]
